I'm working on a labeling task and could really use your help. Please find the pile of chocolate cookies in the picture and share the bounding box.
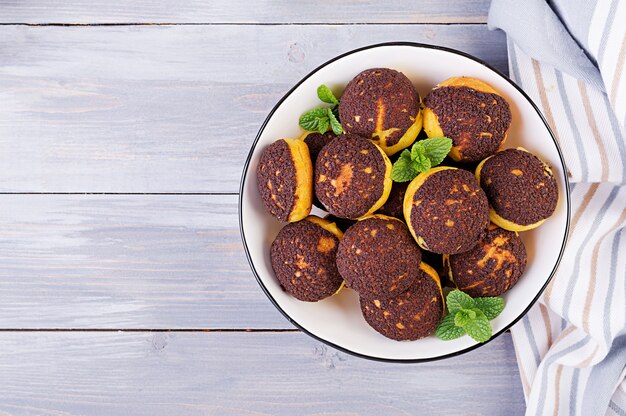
[256,68,558,341]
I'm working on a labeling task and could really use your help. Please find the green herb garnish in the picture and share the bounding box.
[299,85,343,135]
[435,290,505,343]
[390,137,453,182]
[317,84,340,105]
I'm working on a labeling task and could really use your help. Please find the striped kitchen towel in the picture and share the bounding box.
[488,0,626,415]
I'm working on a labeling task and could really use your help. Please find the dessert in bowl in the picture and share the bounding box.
[239,42,570,362]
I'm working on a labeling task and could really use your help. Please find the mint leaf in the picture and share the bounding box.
[474,297,505,320]
[317,117,330,134]
[317,84,340,105]
[412,150,431,172]
[299,107,329,131]
[391,150,419,182]
[463,312,492,343]
[410,141,424,161]
[331,106,341,123]
[420,137,453,166]
[446,290,475,313]
[454,309,473,327]
[408,141,434,174]
[435,313,466,340]
[327,108,343,135]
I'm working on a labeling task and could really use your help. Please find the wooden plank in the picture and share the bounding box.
[1,1,491,24]
[0,331,525,415]
[0,24,507,193]
[0,194,290,329]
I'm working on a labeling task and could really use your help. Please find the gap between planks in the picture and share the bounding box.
[0,328,512,333]
[0,328,299,332]
[0,22,487,27]
[0,192,238,195]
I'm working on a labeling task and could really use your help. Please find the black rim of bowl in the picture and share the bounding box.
[238,41,572,363]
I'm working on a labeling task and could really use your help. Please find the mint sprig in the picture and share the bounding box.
[299,85,343,135]
[435,290,505,343]
[390,137,453,182]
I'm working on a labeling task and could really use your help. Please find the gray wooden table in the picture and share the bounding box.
[0,2,525,414]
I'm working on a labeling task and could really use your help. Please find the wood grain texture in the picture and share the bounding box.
[1,0,491,24]
[0,24,507,193]
[0,194,288,329]
[0,331,524,415]
[0,3,527,411]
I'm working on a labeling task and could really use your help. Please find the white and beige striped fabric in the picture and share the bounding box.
[488,0,626,415]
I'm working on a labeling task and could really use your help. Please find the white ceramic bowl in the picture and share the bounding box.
[239,42,570,362]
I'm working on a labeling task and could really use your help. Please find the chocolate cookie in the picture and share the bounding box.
[423,77,511,163]
[340,68,422,156]
[257,138,312,222]
[360,262,443,341]
[404,167,489,254]
[476,148,558,231]
[315,134,392,219]
[336,215,421,300]
[270,216,344,302]
[444,225,527,297]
